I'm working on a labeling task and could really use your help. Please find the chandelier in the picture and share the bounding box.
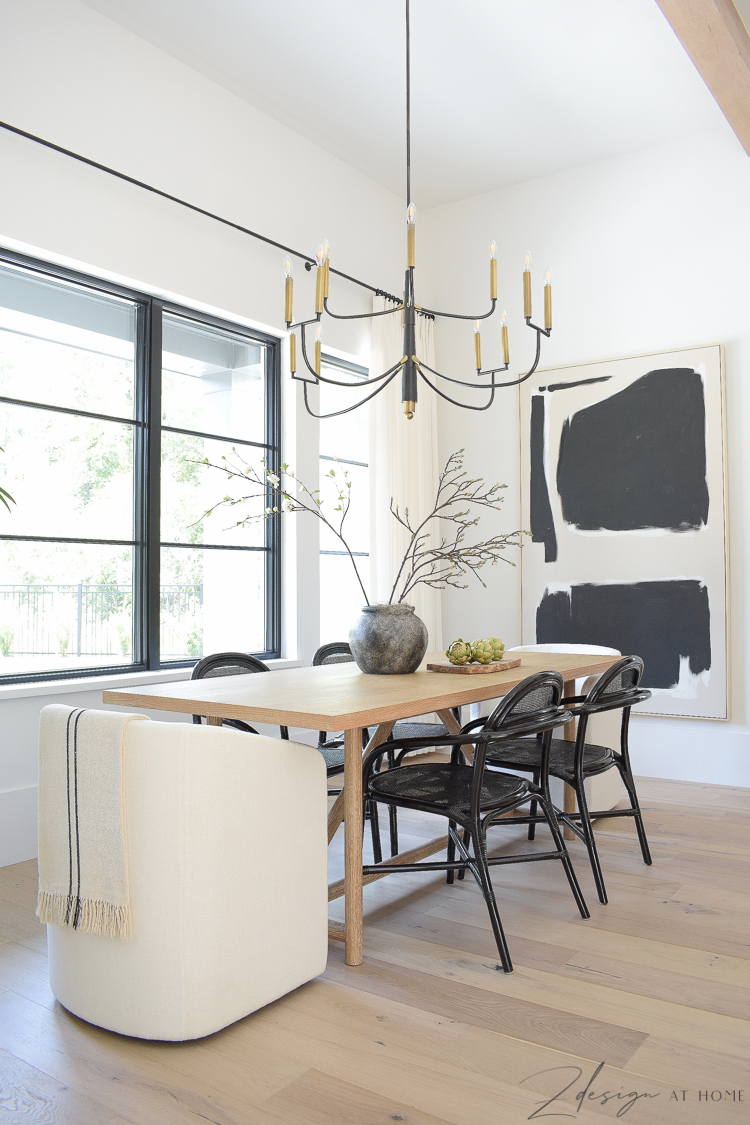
[282,0,552,420]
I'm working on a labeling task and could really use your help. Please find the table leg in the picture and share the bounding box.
[562,678,576,841]
[331,721,394,964]
[436,707,460,734]
[344,726,364,966]
[436,707,475,763]
[327,721,394,843]
[207,716,222,726]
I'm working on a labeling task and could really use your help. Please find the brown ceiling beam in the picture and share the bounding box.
[654,0,750,154]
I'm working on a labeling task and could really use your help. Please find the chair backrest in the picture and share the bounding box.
[583,655,651,711]
[463,671,565,820]
[483,670,565,736]
[507,644,621,655]
[313,642,355,666]
[191,651,269,725]
[192,652,270,679]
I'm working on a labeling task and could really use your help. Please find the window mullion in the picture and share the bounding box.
[265,336,281,656]
[144,299,162,668]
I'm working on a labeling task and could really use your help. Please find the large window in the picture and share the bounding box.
[318,355,370,644]
[0,251,279,683]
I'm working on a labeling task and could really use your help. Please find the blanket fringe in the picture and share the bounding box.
[36,890,131,940]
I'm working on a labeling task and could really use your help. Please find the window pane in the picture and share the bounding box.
[162,314,265,443]
[320,554,367,645]
[319,359,369,464]
[0,404,134,541]
[160,546,264,660]
[0,262,135,417]
[0,541,134,676]
[161,433,265,547]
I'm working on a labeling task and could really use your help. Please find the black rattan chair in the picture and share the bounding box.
[362,670,590,972]
[478,656,653,905]
[191,651,289,740]
[312,642,394,862]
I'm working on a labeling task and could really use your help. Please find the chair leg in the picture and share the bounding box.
[538,791,590,920]
[617,761,653,866]
[470,827,513,972]
[574,779,608,905]
[446,819,457,884]
[528,769,539,840]
[385,748,399,857]
[368,800,383,864]
[457,828,470,879]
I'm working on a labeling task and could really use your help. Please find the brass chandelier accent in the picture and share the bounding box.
[283,0,553,420]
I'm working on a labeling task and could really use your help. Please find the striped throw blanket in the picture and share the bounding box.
[37,705,147,940]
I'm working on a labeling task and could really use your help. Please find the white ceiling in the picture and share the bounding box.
[81,0,730,208]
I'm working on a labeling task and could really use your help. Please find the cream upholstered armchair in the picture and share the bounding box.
[46,718,328,1041]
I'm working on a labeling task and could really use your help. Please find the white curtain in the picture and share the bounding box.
[368,297,443,653]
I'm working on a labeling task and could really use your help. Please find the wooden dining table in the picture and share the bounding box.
[103,650,619,966]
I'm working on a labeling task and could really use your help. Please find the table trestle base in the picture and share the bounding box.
[328,832,448,902]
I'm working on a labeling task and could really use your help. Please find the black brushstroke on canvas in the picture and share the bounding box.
[530,395,557,562]
[538,376,612,393]
[556,369,709,532]
[536,579,711,690]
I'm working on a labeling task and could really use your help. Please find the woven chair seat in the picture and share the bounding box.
[392,721,449,741]
[369,762,528,820]
[318,741,346,770]
[486,737,614,779]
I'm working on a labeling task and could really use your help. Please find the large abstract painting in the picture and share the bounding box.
[519,346,728,719]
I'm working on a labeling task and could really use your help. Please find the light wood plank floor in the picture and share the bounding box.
[0,776,748,1123]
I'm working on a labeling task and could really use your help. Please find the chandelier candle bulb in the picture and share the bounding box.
[289,332,296,374]
[315,266,324,313]
[283,257,293,324]
[322,239,330,298]
[544,266,552,330]
[523,251,532,318]
[501,310,509,364]
[315,242,328,313]
[314,324,322,376]
[474,320,482,370]
[488,239,499,299]
[407,202,416,267]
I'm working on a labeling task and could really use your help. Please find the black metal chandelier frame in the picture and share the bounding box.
[286,0,552,420]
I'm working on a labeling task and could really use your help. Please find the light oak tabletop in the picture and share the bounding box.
[102,650,618,730]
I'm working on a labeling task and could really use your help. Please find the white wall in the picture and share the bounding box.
[0,0,405,864]
[422,128,750,786]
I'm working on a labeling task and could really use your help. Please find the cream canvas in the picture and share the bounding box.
[519,344,728,720]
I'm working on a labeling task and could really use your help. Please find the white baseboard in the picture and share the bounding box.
[0,785,38,868]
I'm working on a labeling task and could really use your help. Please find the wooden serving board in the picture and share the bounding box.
[426,657,522,675]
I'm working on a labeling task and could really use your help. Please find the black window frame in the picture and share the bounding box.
[0,247,281,685]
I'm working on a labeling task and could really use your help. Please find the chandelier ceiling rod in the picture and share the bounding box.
[406,0,411,208]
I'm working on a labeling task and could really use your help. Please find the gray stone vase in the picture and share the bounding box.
[349,603,428,675]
